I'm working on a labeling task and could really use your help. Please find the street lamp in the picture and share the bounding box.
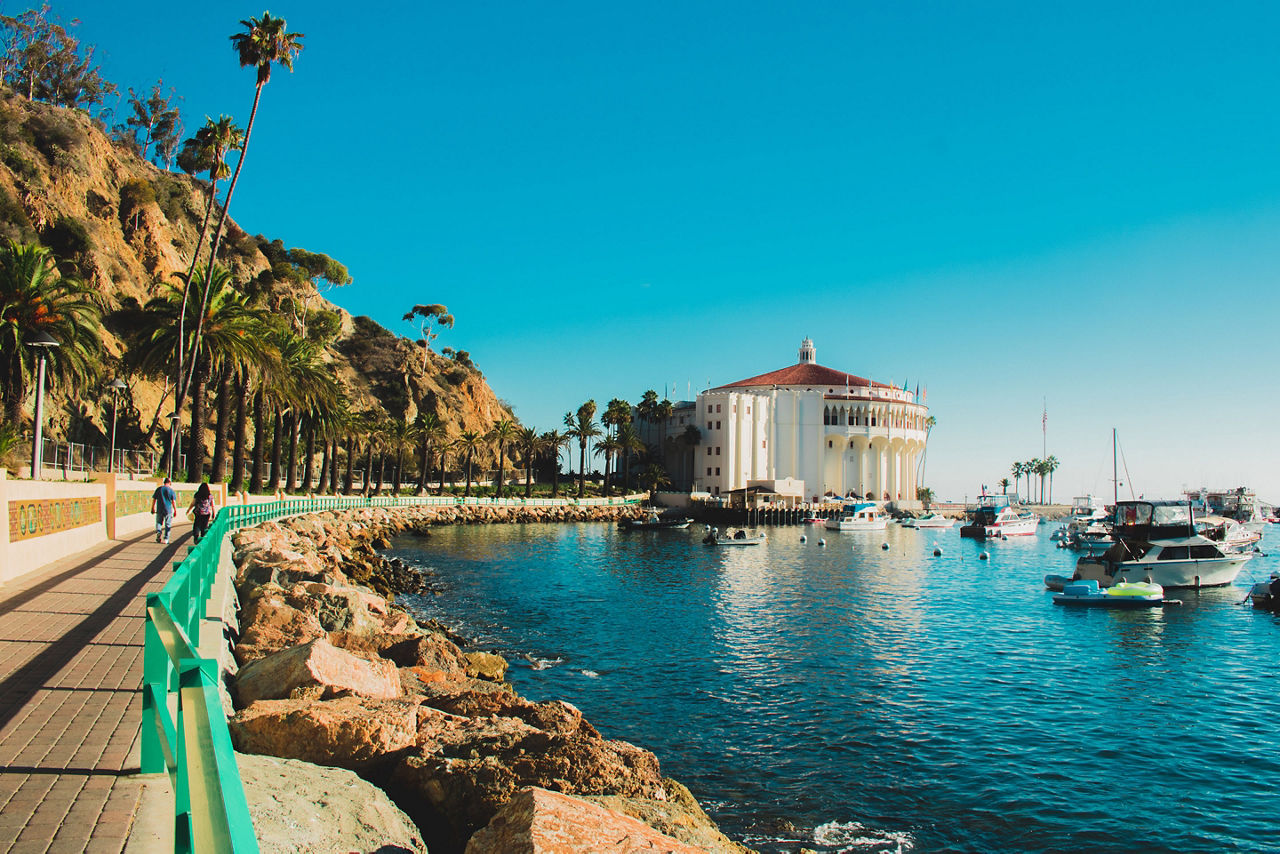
[108,378,127,473]
[26,330,59,481]
[166,411,179,481]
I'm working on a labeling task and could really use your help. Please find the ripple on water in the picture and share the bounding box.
[389,523,1280,853]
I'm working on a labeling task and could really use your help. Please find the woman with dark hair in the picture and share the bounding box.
[190,482,215,544]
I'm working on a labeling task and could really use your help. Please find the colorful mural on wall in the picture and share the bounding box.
[115,488,199,518]
[9,497,102,542]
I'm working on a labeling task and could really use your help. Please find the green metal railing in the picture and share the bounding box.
[141,491,642,852]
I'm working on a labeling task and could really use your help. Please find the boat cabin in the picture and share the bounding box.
[1112,500,1195,541]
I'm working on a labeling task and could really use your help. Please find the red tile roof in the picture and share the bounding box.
[715,362,890,390]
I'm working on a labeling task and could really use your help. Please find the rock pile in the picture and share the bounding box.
[226,507,747,854]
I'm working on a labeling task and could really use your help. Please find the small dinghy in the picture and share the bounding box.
[1053,579,1169,608]
[1248,573,1280,610]
[703,529,767,546]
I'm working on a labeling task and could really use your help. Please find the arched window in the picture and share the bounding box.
[823,406,830,425]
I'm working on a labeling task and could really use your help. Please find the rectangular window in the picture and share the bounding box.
[707,467,712,476]
[716,421,721,429]
[716,404,721,413]
[715,447,721,455]
[715,467,720,475]
[762,440,767,448]
[707,422,712,431]
[707,447,712,456]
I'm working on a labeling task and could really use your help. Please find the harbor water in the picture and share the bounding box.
[393,522,1280,853]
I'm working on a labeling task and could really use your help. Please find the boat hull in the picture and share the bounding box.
[825,519,888,531]
[1074,555,1251,589]
[960,519,1038,539]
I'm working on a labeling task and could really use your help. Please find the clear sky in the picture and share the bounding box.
[58,1,1280,502]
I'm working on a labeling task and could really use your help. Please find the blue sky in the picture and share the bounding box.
[60,1,1280,501]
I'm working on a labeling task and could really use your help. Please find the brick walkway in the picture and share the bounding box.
[0,530,186,854]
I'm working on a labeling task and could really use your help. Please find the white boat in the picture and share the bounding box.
[1053,579,1169,608]
[1073,500,1255,588]
[825,502,888,531]
[959,495,1039,540]
[911,512,955,529]
[704,531,767,546]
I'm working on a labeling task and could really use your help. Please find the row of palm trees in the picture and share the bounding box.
[1009,456,1060,504]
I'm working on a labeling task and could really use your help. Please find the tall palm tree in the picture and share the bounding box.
[438,435,455,494]
[414,411,444,494]
[1044,455,1060,505]
[615,422,644,493]
[603,397,631,436]
[387,417,413,495]
[639,463,671,498]
[998,477,1011,495]
[186,14,303,402]
[126,265,261,482]
[457,430,482,497]
[595,434,622,497]
[489,418,517,498]
[1027,458,1045,504]
[0,242,102,427]
[542,429,568,497]
[174,116,242,404]
[564,401,600,498]
[1011,462,1024,502]
[518,426,541,498]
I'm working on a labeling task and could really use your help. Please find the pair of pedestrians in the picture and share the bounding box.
[150,479,215,544]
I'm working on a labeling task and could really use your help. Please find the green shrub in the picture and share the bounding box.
[118,178,155,229]
[27,110,85,164]
[0,145,39,183]
[0,185,37,243]
[42,214,92,260]
[151,174,189,223]
[307,309,342,344]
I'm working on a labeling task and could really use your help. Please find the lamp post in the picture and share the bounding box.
[166,411,179,481]
[26,330,59,480]
[108,378,127,473]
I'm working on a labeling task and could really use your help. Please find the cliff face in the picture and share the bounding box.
[0,91,513,462]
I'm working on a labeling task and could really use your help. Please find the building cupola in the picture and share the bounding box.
[798,337,816,364]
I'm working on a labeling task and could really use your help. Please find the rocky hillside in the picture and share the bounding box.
[0,89,513,460]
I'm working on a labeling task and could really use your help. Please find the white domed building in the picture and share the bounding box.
[688,338,930,504]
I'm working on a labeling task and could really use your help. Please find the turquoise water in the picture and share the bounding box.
[393,523,1280,853]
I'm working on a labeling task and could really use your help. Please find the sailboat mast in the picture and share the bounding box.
[1112,428,1118,505]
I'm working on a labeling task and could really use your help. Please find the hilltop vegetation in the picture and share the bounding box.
[0,8,515,485]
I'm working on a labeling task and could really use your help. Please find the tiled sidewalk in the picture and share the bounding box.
[0,531,185,854]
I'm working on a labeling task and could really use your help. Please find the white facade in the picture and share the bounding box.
[693,339,929,503]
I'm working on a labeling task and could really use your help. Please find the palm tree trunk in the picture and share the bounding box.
[343,435,354,495]
[182,81,265,408]
[230,372,250,493]
[249,389,266,493]
[329,438,339,494]
[496,444,506,499]
[302,418,316,493]
[464,451,473,497]
[416,438,430,495]
[393,449,403,495]
[439,448,447,494]
[172,171,221,422]
[210,366,232,483]
[551,448,559,498]
[188,358,208,482]
[524,450,533,499]
[268,409,283,491]
[578,443,586,498]
[374,453,385,496]
[362,443,373,495]
[284,412,299,492]
[316,431,329,494]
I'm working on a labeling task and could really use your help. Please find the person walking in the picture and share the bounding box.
[189,482,215,544]
[151,477,178,544]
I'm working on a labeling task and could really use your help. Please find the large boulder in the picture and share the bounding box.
[234,584,328,665]
[230,695,424,771]
[235,638,402,707]
[237,752,427,854]
[465,787,708,854]
[589,778,755,854]
[391,713,666,852]
[424,691,599,739]
[464,651,508,682]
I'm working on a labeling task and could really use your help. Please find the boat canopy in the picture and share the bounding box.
[1114,501,1191,527]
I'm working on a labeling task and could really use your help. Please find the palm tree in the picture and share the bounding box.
[125,265,261,482]
[603,397,631,436]
[0,242,102,428]
[414,411,444,494]
[564,401,601,498]
[615,422,645,493]
[1028,458,1045,504]
[542,429,568,497]
[438,435,455,494]
[457,430,482,497]
[1044,455,1060,505]
[595,434,621,497]
[518,426,540,498]
[1011,462,1023,502]
[386,417,414,495]
[185,14,303,403]
[638,462,670,498]
[489,418,518,498]
[998,477,1011,495]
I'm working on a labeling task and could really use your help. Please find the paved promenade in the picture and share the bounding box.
[0,530,183,854]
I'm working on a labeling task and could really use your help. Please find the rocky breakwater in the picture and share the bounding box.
[226,507,748,854]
